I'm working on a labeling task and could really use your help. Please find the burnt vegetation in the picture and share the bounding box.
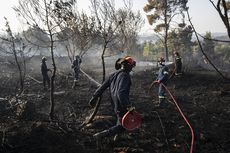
[0,0,230,153]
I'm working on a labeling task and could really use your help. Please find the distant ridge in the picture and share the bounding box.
[138,32,229,44]
[137,34,159,44]
[193,32,230,41]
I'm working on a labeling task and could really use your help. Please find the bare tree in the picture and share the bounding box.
[15,0,65,119]
[186,10,227,80]
[73,13,96,58]
[209,0,230,38]
[90,0,124,81]
[54,4,96,62]
[116,2,144,54]
[0,18,28,95]
[80,0,143,128]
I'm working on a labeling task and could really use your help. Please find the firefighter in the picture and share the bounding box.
[41,56,50,90]
[89,56,136,140]
[174,51,182,75]
[71,55,82,89]
[155,57,169,108]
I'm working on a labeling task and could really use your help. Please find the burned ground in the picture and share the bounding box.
[0,67,230,153]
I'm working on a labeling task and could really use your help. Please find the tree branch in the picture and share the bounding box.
[186,10,228,80]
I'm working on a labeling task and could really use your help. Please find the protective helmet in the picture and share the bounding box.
[42,56,47,61]
[174,51,179,56]
[159,57,165,62]
[158,57,165,66]
[123,56,136,67]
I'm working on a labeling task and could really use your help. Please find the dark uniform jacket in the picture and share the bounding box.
[72,58,82,71]
[41,62,49,75]
[157,65,169,84]
[175,57,182,66]
[175,56,182,74]
[92,69,132,116]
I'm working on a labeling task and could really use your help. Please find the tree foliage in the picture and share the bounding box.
[143,0,188,61]
[203,32,215,57]
[210,0,230,38]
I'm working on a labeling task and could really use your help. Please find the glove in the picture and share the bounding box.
[127,106,135,112]
[89,97,98,107]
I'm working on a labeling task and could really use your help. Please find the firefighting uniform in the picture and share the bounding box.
[41,61,50,88]
[91,69,132,136]
[157,64,169,105]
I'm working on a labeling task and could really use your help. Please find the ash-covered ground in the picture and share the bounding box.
[0,58,230,153]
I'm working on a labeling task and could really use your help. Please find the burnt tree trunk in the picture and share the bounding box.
[80,42,108,128]
[12,39,24,94]
[45,1,56,120]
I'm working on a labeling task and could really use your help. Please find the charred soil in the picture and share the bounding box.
[0,69,230,153]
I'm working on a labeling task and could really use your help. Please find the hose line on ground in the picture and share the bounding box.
[153,81,194,153]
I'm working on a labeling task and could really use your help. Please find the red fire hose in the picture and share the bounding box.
[155,82,194,153]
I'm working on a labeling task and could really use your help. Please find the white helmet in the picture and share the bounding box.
[42,56,47,61]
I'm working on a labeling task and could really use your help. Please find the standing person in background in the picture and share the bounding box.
[71,55,82,89]
[41,56,51,90]
[89,56,136,141]
[174,51,182,76]
[154,57,169,108]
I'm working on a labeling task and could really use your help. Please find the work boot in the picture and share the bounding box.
[72,80,79,89]
[157,98,167,108]
[93,130,109,140]
[72,83,76,89]
[93,130,108,150]
[113,134,120,142]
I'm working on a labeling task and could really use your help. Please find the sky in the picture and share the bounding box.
[0,0,226,35]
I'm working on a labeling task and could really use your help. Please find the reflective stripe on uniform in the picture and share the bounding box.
[159,96,166,99]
